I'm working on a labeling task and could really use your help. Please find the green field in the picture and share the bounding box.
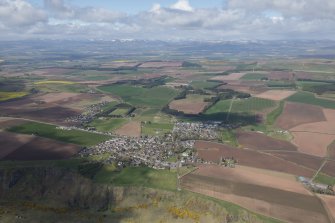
[206,97,276,114]
[98,84,179,107]
[240,73,267,80]
[266,101,284,125]
[35,83,90,93]
[94,166,177,191]
[142,122,173,136]
[8,122,111,146]
[314,173,335,186]
[190,81,221,89]
[220,129,238,147]
[101,101,119,112]
[89,118,128,132]
[110,108,129,116]
[287,91,335,109]
[0,91,28,102]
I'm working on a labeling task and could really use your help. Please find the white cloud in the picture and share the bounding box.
[0,0,47,27]
[0,0,335,40]
[170,0,193,12]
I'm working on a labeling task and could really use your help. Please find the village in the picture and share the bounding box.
[78,134,197,169]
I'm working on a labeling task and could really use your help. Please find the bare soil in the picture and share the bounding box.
[237,131,297,151]
[169,96,208,114]
[292,132,334,157]
[255,90,296,101]
[269,151,324,172]
[0,131,80,160]
[181,173,329,223]
[194,165,311,195]
[210,73,246,81]
[0,131,35,159]
[195,140,315,177]
[318,194,335,222]
[276,102,326,129]
[321,161,335,177]
[115,121,141,138]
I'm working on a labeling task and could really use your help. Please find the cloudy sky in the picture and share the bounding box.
[0,0,335,41]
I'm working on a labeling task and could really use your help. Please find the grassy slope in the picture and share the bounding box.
[94,166,177,191]
[8,122,111,146]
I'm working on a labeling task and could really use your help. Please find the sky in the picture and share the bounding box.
[0,0,335,41]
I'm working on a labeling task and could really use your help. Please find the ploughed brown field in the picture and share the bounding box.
[115,121,141,138]
[268,151,324,172]
[255,90,296,101]
[181,168,330,223]
[0,131,81,160]
[217,80,267,95]
[318,194,335,222]
[291,132,334,157]
[268,71,295,80]
[210,72,246,81]
[0,118,28,129]
[289,108,335,157]
[138,61,182,68]
[321,161,335,177]
[0,96,81,125]
[276,102,326,129]
[168,95,209,114]
[195,140,314,177]
[237,131,297,151]
[328,141,335,160]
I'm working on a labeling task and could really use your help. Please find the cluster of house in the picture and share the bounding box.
[66,101,109,124]
[298,176,334,195]
[78,134,197,169]
[173,122,220,140]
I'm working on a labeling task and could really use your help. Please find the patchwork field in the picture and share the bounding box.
[8,122,112,146]
[138,61,182,68]
[98,84,179,108]
[269,151,324,172]
[141,122,173,136]
[321,161,335,177]
[237,131,297,151]
[255,90,296,101]
[276,102,326,129]
[0,131,81,160]
[115,121,141,138]
[206,97,276,116]
[169,94,209,114]
[195,140,314,177]
[289,108,335,157]
[89,118,128,132]
[318,194,335,222]
[181,168,329,223]
[210,73,246,81]
[287,91,335,109]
